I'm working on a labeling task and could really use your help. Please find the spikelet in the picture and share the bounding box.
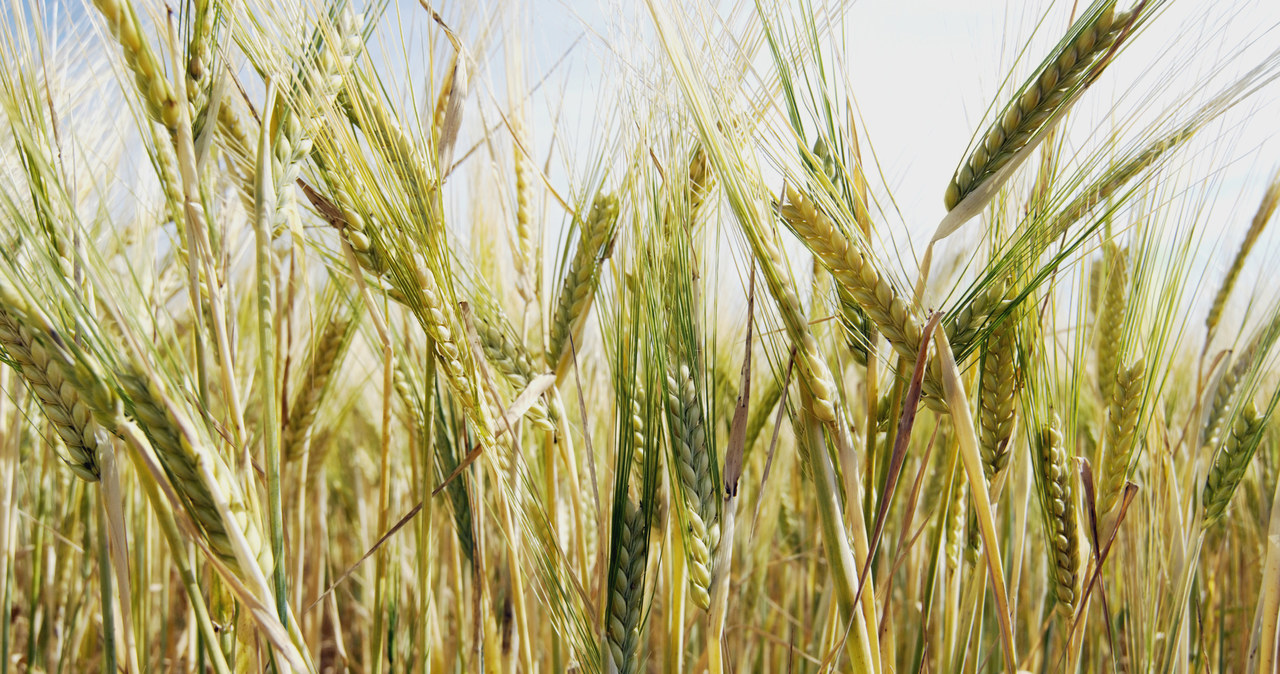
[944,3,1136,212]
[666,362,717,609]
[1035,416,1081,617]
[978,311,1018,479]
[1096,243,1129,403]
[1203,403,1265,525]
[548,193,621,372]
[1097,358,1144,519]
[606,499,648,674]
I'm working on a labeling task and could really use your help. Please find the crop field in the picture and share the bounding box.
[0,0,1279,671]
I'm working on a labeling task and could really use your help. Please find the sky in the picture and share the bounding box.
[497,0,1280,324]
[32,0,1280,328]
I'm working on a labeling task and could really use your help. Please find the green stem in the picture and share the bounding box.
[254,83,288,624]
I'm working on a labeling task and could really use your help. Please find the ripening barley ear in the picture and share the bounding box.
[941,1,1151,233]
[0,292,110,482]
[1202,318,1280,449]
[91,0,183,132]
[471,299,557,433]
[282,300,362,466]
[1096,243,1130,403]
[548,191,621,378]
[978,290,1019,480]
[777,186,941,409]
[1097,357,1144,520]
[1035,414,1082,619]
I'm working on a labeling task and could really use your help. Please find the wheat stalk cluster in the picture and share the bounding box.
[1,0,1280,672]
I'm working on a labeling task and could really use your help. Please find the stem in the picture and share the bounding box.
[799,392,875,672]
[98,446,141,674]
[253,81,289,626]
[1251,468,1280,673]
[933,329,1018,672]
[707,496,737,673]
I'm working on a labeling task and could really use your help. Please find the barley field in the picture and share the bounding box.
[1,0,1279,671]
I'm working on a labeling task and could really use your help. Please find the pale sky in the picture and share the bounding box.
[38,0,1280,327]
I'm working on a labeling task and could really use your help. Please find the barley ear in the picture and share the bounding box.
[978,310,1018,480]
[1097,358,1144,520]
[549,192,621,377]
[1203,403,1266,525]
[941,2,1142,234]
[1096,243,1129,403]
[1036,416,1081,618]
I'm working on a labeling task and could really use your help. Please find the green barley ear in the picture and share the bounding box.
[433,386,476,564]
[548,192,621,376]
[0,283,115,482]
[1034,414,1081,618]
[282,299,362,464]
[603,240,664,673]
[1203,402,1267,525]
[941,1,1149,232]
[119,367,274,580]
